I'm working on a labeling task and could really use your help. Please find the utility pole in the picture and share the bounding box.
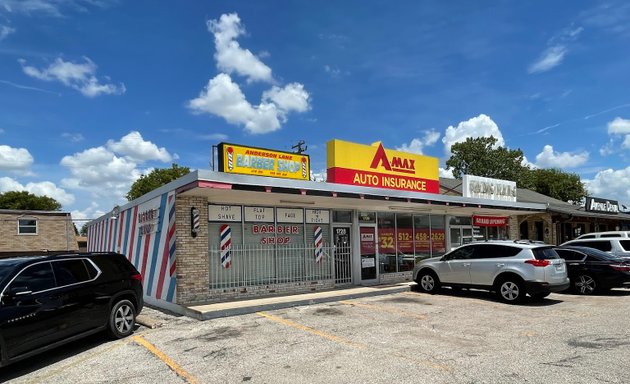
[292,140,307,154]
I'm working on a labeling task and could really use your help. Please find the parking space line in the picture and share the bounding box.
[256,311,367,350]
[338,300,427,320]
[132,335,199,384]
[256,311,450,372]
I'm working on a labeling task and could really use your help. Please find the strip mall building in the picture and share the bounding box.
[86,139,627,313]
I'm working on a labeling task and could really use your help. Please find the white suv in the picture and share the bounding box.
[413,241,569,303]
[561,238,630,259]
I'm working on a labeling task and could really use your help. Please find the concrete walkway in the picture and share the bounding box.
[178,282,414,320]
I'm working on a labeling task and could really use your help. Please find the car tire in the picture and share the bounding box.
[496,277,525,304]
[573,274,597,295]
[108,299,136,339]
[530,292,550,301]
[416,270,440,294]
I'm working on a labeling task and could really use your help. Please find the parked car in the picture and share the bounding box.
[554,246,630,294]
[0,252,143,367]
[575,231,630,239]
[413,240,569,303]
[560,238,630,259]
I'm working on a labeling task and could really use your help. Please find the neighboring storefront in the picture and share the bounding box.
[87,140,547,312]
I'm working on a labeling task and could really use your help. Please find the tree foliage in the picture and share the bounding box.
[445,136,586,203]
[126,163,191,201]
[0,191,62,210]
[528,168,586,203]
[445,136,530,186]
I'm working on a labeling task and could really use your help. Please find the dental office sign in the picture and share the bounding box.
[585,197,619,214]
[462,175,517,202]
[217,142,310,181]
[326,139,439,193]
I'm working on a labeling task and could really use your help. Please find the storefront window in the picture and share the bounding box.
[430,215,446,257]
[333,210,352,223]
[396,214,414,272]
[377,213,396,274]
[359,211,376,223]
[413,215,431,261]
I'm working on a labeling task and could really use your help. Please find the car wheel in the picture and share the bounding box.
[416,270,440,294]
[108,299,136,339]
[530,292,550,301]
[573,274,597,295]
[496,277,525,303]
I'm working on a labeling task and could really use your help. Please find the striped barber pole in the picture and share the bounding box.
[220,224,232,269]
[314,226,323,263]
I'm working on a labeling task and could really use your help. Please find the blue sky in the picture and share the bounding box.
[1,0,630,224]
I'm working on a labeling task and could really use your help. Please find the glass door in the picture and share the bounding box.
[359,225,377,281]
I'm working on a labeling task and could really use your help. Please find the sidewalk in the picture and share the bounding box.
[177,282,415,320]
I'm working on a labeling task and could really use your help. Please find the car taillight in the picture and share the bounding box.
[525,259,551,267]
[610,265,630,272]
[131,273,143,282]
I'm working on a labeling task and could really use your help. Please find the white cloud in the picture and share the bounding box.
[584,167,630,205]
[0,0,112,17]
[188,74,310,134]
[534,145,588,168]
[0,25,15,40]
[71,202,105,230]
[0,177,75,206]
[442,114,505,155]
[521,155,538,169]
[62,132,84,142]
[310,169,327,182]
[0,144,34,171]
[529,45,567,74]
[198,133,229,141]
[262,83,310,113]
[439,167,454,179]
[397,130,440,154]
[607,117,630,134]
[20,57,125,97]
[106,131,173,162]
[207,13,272,83]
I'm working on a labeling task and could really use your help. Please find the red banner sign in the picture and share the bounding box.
[473,215,508,227]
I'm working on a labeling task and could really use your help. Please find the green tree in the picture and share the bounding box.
[529,168,586,203]
[445,136,531,186]
[0,191,62,210]
[126,163,191,201]
[79,224,89,237]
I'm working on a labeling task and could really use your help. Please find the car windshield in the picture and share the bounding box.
[532,247,560,260]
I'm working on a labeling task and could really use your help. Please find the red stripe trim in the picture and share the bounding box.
[128,206,138,263]
[140,235,151,288]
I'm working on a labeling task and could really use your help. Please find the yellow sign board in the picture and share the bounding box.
[218,143,310,181]
[326,139,439,193]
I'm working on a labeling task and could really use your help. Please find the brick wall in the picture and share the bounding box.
[175,196,211,304]
[0,213,77,252]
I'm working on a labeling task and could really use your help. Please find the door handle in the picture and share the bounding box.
[496,263,505,267]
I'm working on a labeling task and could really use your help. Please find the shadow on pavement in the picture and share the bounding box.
[409,283,564,306]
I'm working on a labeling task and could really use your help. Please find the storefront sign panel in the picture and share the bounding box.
[462,175,516,202]
[137,196,161,236]
[472,215,508,227]
[306,209,330,224]
[277,208,304,223]
[218,143,310,181]
[208,205,242,222]
[244,206,274,222]
[585,197,619,214]
[326,139,439,193]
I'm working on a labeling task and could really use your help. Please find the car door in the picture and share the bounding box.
[437,245,474,284]
[555,248,587,279]
[469,244,520,286]
[51,259,103,334]
[0,262,65,359]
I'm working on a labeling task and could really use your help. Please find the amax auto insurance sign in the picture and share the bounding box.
[326,139,439,193]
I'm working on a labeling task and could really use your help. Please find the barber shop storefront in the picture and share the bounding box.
[87,139,546,312]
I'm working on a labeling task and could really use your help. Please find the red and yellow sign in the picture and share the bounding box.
[218,143,310,181]
[326,139,439,193]
[472,215,508,227]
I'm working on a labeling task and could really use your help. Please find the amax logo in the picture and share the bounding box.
[369,143,415,174]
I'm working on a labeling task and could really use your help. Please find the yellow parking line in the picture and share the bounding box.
[133,335,199,384]
[256,311,367,350]
[339,300,427,320]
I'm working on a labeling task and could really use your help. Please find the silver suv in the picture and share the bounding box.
[413,241,569,303]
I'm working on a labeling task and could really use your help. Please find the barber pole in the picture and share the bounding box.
[302,157,307,179]
[314,226,323,263]
[220,224,232,269]
[227,146,234,171]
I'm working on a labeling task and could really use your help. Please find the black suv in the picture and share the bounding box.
[0,252,143,367]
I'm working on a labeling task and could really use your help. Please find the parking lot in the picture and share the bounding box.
[2,287,629,384]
